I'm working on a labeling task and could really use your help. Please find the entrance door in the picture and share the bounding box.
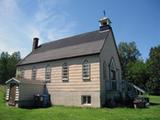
[8,84,17,106]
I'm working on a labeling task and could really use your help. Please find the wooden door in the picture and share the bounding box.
[8,84,16,106]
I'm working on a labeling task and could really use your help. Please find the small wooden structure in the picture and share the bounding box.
[5,78,45,107]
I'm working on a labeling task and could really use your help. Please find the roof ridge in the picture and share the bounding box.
[33,39,104,55]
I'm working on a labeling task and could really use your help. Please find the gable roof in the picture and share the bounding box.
[18,29,110,66]
[5,78,45,85]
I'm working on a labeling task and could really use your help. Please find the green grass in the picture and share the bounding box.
[0,85,160,120]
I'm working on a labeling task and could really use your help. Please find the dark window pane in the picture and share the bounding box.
[62,63,69,81]
[88,96,91,104]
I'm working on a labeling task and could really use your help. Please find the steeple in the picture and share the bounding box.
[99,11,112,31]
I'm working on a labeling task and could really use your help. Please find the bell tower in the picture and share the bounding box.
[99,11,112,31]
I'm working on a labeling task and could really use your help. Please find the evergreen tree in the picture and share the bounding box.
[0,52,21,84]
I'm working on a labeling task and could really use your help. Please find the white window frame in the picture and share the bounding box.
[45,65,51,82]
[81,95,91,105]
[82,59,90,81]
[62,62,69,82]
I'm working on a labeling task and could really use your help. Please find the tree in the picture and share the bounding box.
[0,52,21,84]
[0,52,10,84]
[118,42,141,79]
[125,60,149,90]
[146,45,160,95]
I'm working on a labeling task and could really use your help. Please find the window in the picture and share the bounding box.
[32,67,36,80]
[81,96,91,105]
[21,68,24,79]
[62,63,69,82]
[117,69,121,80]
[82,59,90,81]
[103,61,107,80]
[110,69,117,90]
[45,65,51,82]
[16,68,24,79]
[109,58,117,90]
[110,70,116,80]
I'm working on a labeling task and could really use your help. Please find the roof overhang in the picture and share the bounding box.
[5,78,45,85]
[17,53,100,66]
[5,78,20,84]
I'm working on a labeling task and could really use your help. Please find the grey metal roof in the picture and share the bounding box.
[18,30,110,65]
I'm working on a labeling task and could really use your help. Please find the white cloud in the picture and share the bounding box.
[0,0,76,57]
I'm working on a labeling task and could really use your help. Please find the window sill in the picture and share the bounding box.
[82,103,91,106]
[62,80,69,83]
[83,78,91,82]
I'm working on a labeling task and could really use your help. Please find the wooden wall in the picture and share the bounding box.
[18,55,100,91]
[99,29,122,106]
[17,55,101,107]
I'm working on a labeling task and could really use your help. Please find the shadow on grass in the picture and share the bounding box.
[150,102,160,106]
[19,105,52,110]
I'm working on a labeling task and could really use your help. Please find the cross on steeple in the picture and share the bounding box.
[103,10,106,17]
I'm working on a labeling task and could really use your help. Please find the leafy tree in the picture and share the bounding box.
[125,60,149,90]
[118,42,160,94]
[0,52,21,84]
[118,42,141,79]
[146,45,160,95]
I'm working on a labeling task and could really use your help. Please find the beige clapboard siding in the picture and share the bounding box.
[51,66,61,82]
[48,81,99,86]
[36,68,45,80]
[17,55,100,92]
[47,62,100,92]
[24,69,32,79]
[47,86,100,90]
[6,88,10,100]
[47,87,100,92]
[47,87,100,91]
[51,77,100,82]
[48,89,100,92]
[47,85,100,91]
[15,86,19,101]
[47,83,100,87]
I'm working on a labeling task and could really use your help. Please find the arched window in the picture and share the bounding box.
[62,62,69,82]
[109,58,116,80]
[45,65,51,82]
[109,58,117,90]
[82,59,90,81]
[103,61,107,80]
[32,67,37,80]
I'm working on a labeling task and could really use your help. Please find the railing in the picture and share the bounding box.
[106,80,145,100]
[105,80,128,91]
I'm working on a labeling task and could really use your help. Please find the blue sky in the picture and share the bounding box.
[0,0,159,60]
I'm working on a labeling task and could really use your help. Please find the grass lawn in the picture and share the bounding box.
[0,85,160,120]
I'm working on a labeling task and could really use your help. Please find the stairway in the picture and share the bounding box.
[124,80,145,100]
